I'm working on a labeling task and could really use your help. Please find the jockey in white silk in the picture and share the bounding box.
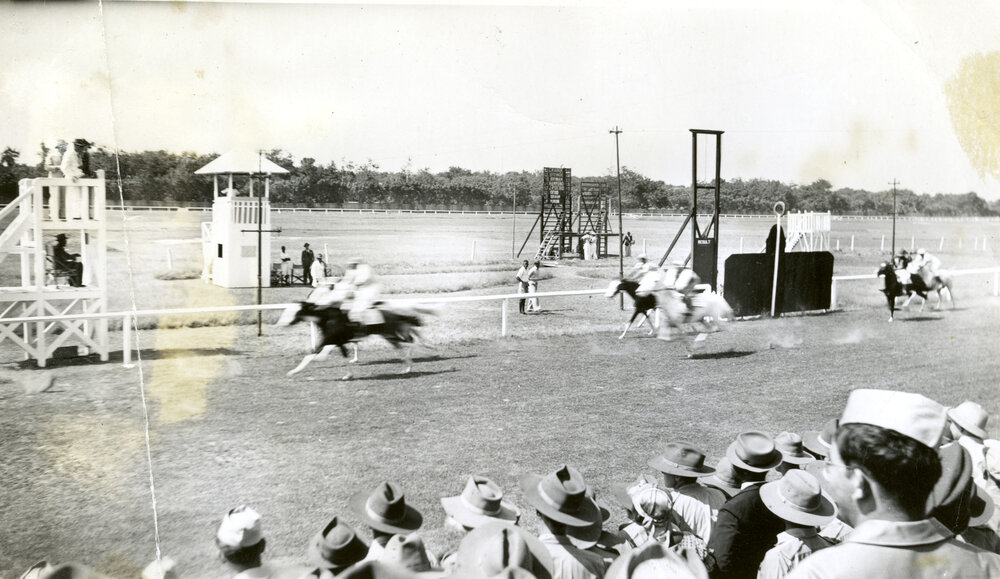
[912,248,942,276]
[628,254,653,281]
[340,259,383,325]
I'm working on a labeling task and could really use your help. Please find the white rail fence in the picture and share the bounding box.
[3,269,998,367]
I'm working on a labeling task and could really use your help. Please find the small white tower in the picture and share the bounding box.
[196,152,288,288]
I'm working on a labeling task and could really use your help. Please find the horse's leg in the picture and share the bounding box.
[885,293,895,322]
[348,343,359,363]
[687,332,708,358]
[287,344,338,377]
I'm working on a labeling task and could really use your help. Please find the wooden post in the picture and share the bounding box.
[471,240,477,261]
[830,279,838,310]
[836,239,840,251]
[501,299,508,337]
[881,235,885,251]
[167,248,173,270]
[850,235,855,252]
[939,237,944,251]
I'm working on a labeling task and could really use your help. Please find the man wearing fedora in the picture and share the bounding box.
[350,482,427,563]
[756,470,837,579]
[705,432,785,579]
[52,233,84,287]
[520,465,607,579]
[787,389,1000,578]
[439,475,521,569]
[649,442,727,533]
[947,401,993,487]
[772,432,816,477]
[306,516,369,576]
[704,459,743,501]
[454,520,555,579]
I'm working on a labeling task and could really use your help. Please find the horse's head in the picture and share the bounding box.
[876,261,893,278]
[605,280,624,297]
[276,301,328,327]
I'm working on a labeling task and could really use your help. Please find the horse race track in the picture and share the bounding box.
[2,290,999,577]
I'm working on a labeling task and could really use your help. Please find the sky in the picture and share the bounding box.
[2,0,999,198]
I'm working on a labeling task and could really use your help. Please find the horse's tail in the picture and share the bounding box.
[381,301,442,322]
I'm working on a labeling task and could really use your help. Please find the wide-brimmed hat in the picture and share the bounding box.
[611,474,658,512]
[55,233,68,241]
[380,533,442,575]
[604,541,708,579]
[948,401,990,440]
[307,516,369,572]
[217,505,264,549]
[647,442,715,477]
[703,458,742,498]
[970,484,996,528]
[928,443,975,533]
[441,476,520,529]
[455,521,553,579]
[566,487,612,549]
[350,482,423,535]
[774,432,816,466]
[726,432,783,473]
[802,419,839,458]
[519,465,601,528]
[760,470,837,527]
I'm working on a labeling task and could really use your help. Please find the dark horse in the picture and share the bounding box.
[277,300,436,379]
[605,279,659,339]
[876,261,928,322]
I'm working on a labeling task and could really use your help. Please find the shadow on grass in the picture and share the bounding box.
[15,347,242,370]
[353,367,460,381]
[900,315,943,322]
[356,353,478,366]
[689,350,756,360]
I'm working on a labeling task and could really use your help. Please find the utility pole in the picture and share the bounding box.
[610,126,623,309]
[889,179,899,259]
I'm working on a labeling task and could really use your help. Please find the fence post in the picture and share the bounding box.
[122,314,133,367]
[166,248,173,270]
[471,240,477,262]
[850,235,855,252]
[939,237,944,251]
[739,237,744,253]
[830,279,837,310]
[836,239,840,251]
[501,299,508,337]
[881,235,885,251]
[995,272,999,297]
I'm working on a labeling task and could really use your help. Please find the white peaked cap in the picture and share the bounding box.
[841,389,947,449]
[217,505,263,548]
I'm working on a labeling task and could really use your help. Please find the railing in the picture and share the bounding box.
[830,267,1000,309]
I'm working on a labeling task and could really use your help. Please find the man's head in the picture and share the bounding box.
[304,243,310,248]
[55,233,68,245]
[522,260,528,268]
[216,505,266,570]
[917,248,926,256]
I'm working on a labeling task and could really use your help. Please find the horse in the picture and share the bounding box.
[656,286,734,352]
[605,279,660,339]
[901,263,954,311]
[876,261,928,322]
[276,299,437,380]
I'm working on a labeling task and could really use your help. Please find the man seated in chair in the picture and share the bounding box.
[53,233,84,287]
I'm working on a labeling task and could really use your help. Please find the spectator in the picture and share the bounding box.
[380,533,442,575]
[454,520,555,579]
[962,486,1000,554]
[623,232,634,258]
[948,401,992,489]
[350,482,424,561]
[311,255,327,288]
[442,475,521,530]
[756,470,837,579]
[306,516,369,576]
[985,444,1000,532]
[704,459,743,501]
[705,432,785,579]
[772,432,816,477]
[801,420,839,460]
[216,505,275,578]
[647,442,725,537]
[787,389,1000,578]
[604,541,708,579]
[301,243,315,286]
[52,233,84,287]
[516,260,530,314]
[526,261,541,313]
[46,140,66,178]
[279,246,292,285]
[520,465,607,579]
[568,488,630,566]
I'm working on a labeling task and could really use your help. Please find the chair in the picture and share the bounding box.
[45,254,74,287]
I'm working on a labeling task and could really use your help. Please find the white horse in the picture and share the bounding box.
[655,286,734,354]
[901,262,954,311]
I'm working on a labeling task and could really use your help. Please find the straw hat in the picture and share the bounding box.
[350,482,423,535]
[647,442,716,477]
[519,465,601,528]
[441,476,520,529]
[802,419,839,458]
[380,533,442,575]
[773,432,816,466]
[726,432,783,473]
[759,470,837,527]
[948,401,990,440]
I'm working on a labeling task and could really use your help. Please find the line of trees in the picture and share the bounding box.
[1,145,998,217]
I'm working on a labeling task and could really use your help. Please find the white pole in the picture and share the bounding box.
[910,236,914,249]
[501,299,508,337]
[939,237,944,251]
[739,237,744,253]
[471,240,477,261]
[167,248,173,271]
[836,239,840,251]
[643,239,647,255]
[323,243,329,264]
[881,235,885,251]
[122,315,133,367]
[830,279,838,310]
[850,235,855,252]
[771,202,784,318]
[995,271,999,297]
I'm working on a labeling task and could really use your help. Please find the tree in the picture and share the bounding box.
[1,147,19,168]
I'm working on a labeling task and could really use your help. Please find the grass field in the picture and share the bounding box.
[0,211,999,577]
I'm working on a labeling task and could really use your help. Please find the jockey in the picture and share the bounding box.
[914,248,941,275]
[628,254,653,281]
[664,261,700,312]
[340,257,382,325]
[894,249,912,285]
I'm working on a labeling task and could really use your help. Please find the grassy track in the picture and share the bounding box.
[0,211,998,577]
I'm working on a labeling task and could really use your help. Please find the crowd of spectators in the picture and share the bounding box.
[20,391,1000,579]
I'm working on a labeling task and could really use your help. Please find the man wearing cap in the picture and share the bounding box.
[648,442,725,536]
[216,505,277,578]
[787,389,1000,579]
[520,465,607,579]
[301,243,315,286]
[627,255,652,282]
[350,482,425,563]
[705,432,785,579]
[756,470,837,579]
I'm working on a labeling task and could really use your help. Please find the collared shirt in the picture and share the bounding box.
[786,518,1000,579]
[757,529,835,579]
[517,266,529,283]
[677,481,727,524]
[538,532,607,579]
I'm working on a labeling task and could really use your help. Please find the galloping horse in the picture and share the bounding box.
[277,298,437,380]
[656,287,734,345]
[902,263,954,311]
[605,279,660,339]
